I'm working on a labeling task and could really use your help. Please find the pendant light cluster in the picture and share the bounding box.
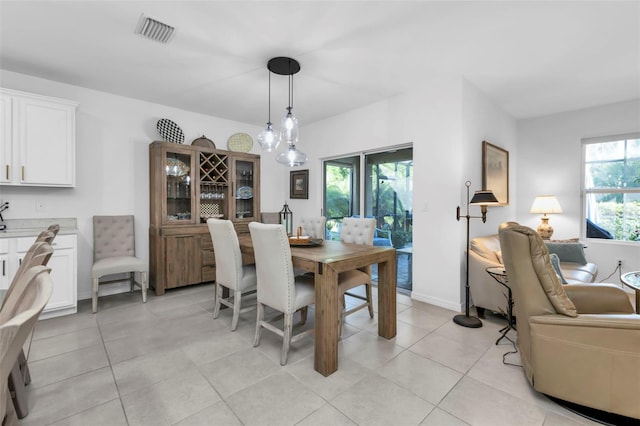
[257,57,307,167]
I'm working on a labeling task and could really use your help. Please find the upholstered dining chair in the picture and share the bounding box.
[0,265,53,426]
[207,218,257,331]
[2,240,54,419]
[248,222,315,365]
[299,216,327,240]
[91,215,147,313]
[338,217,376,334]
[499,222,640,419]
[260,212,280,224]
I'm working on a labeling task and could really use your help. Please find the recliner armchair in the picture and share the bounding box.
[498,222,640,419]
[469,233,598,316]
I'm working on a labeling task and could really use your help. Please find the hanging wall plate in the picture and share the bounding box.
[227,133,253,152]
[157,118,185,144]
[191,135,216,149]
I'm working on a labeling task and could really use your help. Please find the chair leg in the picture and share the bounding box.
[129,272,135,292]
[18,350,30,386]
[141,271,147,303]
[212,283,222,319]
[366,283,374,318]
[299,307,308,326]
[231,289,242,331]
[281,313,293,366]
[92,277,99,313]
[253,303,263,347]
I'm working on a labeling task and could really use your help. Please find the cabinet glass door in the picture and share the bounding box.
[165,151,193,223]
[234,159,255,221]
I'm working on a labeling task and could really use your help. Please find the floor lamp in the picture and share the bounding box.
[454,181,499,328]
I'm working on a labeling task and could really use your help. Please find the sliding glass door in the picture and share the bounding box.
[323,155,360,240]
[323,146,413,291]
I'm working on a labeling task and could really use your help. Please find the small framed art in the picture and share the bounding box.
[482,141,509,205]
[290,169,309,199]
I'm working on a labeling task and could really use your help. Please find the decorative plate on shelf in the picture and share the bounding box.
[236,186,253,199]
[191,135,216,150]
[227,133,253,152]
[157,118,185,144]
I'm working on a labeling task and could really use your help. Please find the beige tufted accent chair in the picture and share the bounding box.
[499,222,640,419]
[91,215,147,313]
[299,216,327,240]
[338,217,376,335]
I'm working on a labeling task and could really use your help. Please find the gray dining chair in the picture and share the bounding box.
[91,215,147,313]
[249,222,315,365]
[207,218,257,331]
[338,217,376,335]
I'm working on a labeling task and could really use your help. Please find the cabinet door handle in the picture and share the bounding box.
[21,166,25,181]
[2,260,5,276]
[5,165,8,180]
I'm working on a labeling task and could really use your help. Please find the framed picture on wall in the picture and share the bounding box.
[482,141,509,205]
[290,169,309,199]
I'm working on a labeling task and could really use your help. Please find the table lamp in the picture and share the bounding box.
[454,181,499,328]
[530,195,562,240]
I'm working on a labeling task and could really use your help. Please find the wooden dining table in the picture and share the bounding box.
[238,235,397,376]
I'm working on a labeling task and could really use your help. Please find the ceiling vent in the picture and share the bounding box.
[134,14,175,44]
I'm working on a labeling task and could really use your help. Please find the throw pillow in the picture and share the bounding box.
[544,242,588,265]
[548,253,567,284]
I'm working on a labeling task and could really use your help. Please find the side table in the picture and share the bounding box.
[621,271,640,314]
[486,267,516,345]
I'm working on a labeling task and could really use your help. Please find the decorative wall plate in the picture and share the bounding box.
[227,133,253,152]
[191,135,215,149]
[157,119,185,144]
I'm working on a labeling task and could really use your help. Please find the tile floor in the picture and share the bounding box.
[18,284,601,426]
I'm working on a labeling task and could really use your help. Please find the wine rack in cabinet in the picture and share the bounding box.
[149,141,260,295]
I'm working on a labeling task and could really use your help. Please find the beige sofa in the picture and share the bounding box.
[469,234,598,316]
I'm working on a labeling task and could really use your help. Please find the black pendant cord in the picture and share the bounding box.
[267,71,272,124]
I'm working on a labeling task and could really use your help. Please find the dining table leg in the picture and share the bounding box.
[377,253,397,339]
[314,262,340,376]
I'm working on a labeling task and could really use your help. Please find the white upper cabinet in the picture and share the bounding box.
[0,88,78,187]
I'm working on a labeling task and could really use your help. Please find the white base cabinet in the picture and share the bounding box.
[0,88,77,187]
[1,234,77,319]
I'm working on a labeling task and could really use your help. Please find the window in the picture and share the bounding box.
[583,133,640,241]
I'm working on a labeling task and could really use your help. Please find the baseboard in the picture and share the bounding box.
[410,291,461,312]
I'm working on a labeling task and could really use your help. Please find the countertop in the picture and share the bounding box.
[0,218,78,238]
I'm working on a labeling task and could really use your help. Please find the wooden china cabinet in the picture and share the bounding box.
[149,141,260,295]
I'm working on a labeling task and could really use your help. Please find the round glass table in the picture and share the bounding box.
[620,271,639,314]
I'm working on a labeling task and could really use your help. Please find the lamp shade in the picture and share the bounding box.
[470,190,499,205]
[257,122,280,152]
[276,144,307,167]
[530,196,562,214]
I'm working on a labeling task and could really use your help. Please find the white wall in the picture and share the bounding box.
[517,100,640,278]
[0,69,288,300]
[295,76,518,312]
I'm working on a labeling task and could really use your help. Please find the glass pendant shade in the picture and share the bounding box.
[257,122,280,152]
[276,144,307,167]
[280,108,299,144]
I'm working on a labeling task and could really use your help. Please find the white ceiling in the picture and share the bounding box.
[1,1,639,126]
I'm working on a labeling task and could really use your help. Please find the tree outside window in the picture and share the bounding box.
[584,134,640,241]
